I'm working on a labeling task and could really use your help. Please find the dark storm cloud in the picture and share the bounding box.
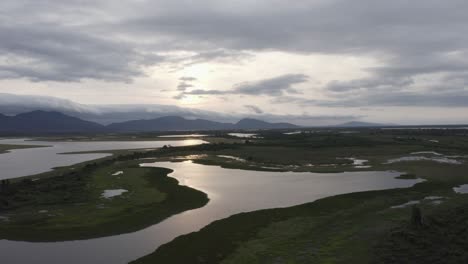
[179,74,308,98]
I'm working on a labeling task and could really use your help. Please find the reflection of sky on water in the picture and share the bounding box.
[0,138,205,180]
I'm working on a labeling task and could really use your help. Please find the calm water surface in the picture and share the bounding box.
[0,138,204,180]
[0,155,422,264]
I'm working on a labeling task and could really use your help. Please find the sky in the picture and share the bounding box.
[1,0,468,125]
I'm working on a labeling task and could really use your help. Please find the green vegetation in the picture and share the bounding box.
[0,143,47,154]
[132,182,446,264]
[375,194,468,263]
[2,128,468,262]
[0,158,208,241]
[396,173,418,179]
[132,128,468,264]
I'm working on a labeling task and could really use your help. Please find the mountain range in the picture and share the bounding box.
[0,111,299,134]
[334,121,391,127]
[0,93,362,126]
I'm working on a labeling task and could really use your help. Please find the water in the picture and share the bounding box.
[453,184,468,194]
[228,133,258,138]
[158,134,209,138]
[0,156,422,264]
[0,138,204,180]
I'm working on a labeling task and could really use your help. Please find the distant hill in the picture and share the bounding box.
[0,111,299,134]
[0,111,106,134]
[108,116,299,132]
[335,121,390,127]
[235,118,299,129]
[107,116,233,132]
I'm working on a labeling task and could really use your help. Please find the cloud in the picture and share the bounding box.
[179,76,197,82]
[176,76,197,91]
[179,74,308,98]
[1,0,468,113]
[0,93,359,126]
[177,82,193,91]
[234,74,308,96]
[244,105,263,114]
[0,22,164,82]
[275,89,468,108]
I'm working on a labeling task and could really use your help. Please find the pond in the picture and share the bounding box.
[0,155,423,264]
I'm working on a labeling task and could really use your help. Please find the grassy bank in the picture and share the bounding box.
[0,143,48,154]
[0,159,208,241]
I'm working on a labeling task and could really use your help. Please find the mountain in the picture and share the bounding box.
[0,93,239,125]
[335,121,390,127]
[235,118,299,129]
[107,116,233,132]
[0,111,300,134]
[0,93,345,126]
[0,111,106,134]
[108,116,299,132]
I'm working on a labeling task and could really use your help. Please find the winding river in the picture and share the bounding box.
[0,139,423,263]
[0,138,204,180]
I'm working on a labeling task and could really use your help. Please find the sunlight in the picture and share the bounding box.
[180,63,214,82]
[179,94,203,105]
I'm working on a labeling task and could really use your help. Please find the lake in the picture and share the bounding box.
[0,142,423,264]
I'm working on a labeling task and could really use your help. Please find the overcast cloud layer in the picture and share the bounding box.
[1,0,468,124]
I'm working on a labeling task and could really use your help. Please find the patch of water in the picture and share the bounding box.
[391,196,446,209]
[391,200,420,209]
[101,189,128,199]
[217,155,246,162]
[158,134,209,138]
[453,184,468,194]
[283,131,303,135]
[410,151,443,156]
[340,157,371,168]
[0,138,205,180]
[228,133,258,138]
[424,196,444,200]
[385,156,461,165]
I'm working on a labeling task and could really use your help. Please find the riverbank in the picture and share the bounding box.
[0,143,47,154]
[133,175,465,264]
[0,158,208,241]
